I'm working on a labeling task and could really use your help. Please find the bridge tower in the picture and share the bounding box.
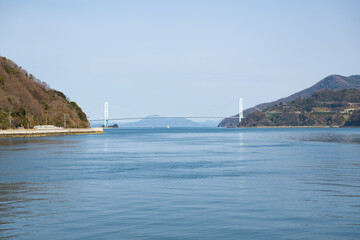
[104,102,109,127]
[239,98,243,123]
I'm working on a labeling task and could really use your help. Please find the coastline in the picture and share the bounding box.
[246,125,335,128]
[224,125,341,128]
[0,127,104,138]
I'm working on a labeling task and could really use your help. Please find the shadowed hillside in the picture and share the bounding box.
[0,57,89,129]
[219,75,360,127]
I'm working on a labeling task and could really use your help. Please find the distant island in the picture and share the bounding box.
[219,75,360,127]
[102,123,119,128]
[0,56,89,129]
[120,116,202,128]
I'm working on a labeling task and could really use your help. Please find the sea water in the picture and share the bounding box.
[0,128,360,239]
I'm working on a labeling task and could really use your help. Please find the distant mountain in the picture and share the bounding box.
[90,118,220,128]
[0,56,89,129]
[219,75,360,127]
[198,119,221,127]
[240,89,360,127]
[119,115,202,128]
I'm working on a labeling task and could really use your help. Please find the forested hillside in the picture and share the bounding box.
[240,89,360,127]
[0,56,89,129]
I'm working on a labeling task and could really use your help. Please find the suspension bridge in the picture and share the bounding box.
[89,98,244,127]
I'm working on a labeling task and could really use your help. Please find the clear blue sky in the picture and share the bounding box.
[1,0,359,120]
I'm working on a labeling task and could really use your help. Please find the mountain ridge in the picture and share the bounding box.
[219,74,360,127]
[240,88,360,127]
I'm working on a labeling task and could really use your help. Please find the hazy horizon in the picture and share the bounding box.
[1,0,359,120]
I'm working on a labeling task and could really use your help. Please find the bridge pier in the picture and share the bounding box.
[104,102,108,127]
[239,98,243,123]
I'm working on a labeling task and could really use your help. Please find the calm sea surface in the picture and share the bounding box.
[1,128,360,239]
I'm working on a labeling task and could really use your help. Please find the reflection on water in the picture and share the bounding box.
[299,133,360,144]
[0,138,80,156]
[0,138,71,147]
[0,128,359,239]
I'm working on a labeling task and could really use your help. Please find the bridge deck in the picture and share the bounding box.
[89,116,238,121]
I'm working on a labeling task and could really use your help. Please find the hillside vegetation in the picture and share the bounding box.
[219,74,360,127]
[240,89,360,127]
[0,57,89,129]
